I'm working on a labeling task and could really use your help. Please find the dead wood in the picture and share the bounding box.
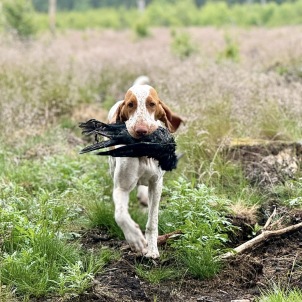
[157,230,183,245]
[262,206,276,231]
[222,221,302,258]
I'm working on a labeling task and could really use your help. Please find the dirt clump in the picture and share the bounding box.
[227,141,302,189]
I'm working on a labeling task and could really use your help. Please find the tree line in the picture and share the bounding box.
[32,0,296,12]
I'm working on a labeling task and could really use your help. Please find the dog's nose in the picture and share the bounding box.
[135,126,148,136]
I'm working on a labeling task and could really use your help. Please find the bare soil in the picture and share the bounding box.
[73,227,302,302]
[72,142,302,302]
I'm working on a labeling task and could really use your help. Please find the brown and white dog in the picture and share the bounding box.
[107,78,183,258]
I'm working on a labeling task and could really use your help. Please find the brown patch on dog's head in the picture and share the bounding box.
[149,88,184,133]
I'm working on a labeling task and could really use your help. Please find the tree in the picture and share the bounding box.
[49,0,56,34]
[137,0,146,11]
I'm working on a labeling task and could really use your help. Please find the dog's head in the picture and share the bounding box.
[113,85,183,139]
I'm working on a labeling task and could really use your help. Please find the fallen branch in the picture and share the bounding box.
[222,221,302,258]
[157,230,183,246]
[262,206,276,231]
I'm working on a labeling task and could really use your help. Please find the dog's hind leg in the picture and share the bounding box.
[144,178,162,259]
[137,185,149,206]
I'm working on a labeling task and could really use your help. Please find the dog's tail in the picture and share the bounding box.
[133,75,150,85]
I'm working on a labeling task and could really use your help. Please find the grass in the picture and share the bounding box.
[0,129,117,299]
[86,188,148,239]
[258,287,302,302]
[0,26,302,299]
[135,263,183,284]
[0,185,116,298]
[272,178,302,208]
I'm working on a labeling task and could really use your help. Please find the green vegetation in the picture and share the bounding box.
[258,287,302,302]
[135,261,183,284]
[133,19,150,38]
[42,0,302,29]
[217,33,240,62]
[0,155,118,298]
[171,29,198,59]
[2,0,37,38]
[0,22,302,299]
[272,179,302,208]
[160,178,233,278]
[2,0,302,35]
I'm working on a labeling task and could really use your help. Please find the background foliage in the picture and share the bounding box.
[31,0,299,12]
[1,0,302,36]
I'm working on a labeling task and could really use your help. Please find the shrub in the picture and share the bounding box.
[159,178,233,279]
[2,0,37,38]
[171,29,198,59]
[198,2,232,26]
[133,18,150,38]
[25,0,302,32]
[218,33,240,63]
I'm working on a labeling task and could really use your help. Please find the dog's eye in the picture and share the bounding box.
[149,102,156,108]
[128,102,134,108]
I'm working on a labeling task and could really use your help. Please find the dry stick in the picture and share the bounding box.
[157,230,183,246]
[222,221,302,259]
[268,216,285,230]
[262,206,277,231]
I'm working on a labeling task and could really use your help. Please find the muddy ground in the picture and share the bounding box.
[73,142,302,302]
[73,229,302,302]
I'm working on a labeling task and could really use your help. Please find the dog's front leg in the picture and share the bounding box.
[144,177,163,259]
[113,158,147,254]
[113,187,148,254]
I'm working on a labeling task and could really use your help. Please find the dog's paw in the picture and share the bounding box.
[144,240,160,259]
[124,224,148,254]
[144,249,160,259]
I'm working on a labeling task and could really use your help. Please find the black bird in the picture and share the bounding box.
[79,119,178,171]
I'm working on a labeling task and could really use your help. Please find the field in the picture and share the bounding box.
[1,26,302,301]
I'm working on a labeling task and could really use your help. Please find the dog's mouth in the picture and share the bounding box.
[127,123,158,140]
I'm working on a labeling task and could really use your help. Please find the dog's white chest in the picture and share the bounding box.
[137,157,163,185]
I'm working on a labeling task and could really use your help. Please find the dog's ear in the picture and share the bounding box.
[156,100,184,133]
[111,101,128,123]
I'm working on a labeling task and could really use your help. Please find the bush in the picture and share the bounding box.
[2,0,37,38]
[133,18,150,38]
[217,33,240,62]
[159,178,233,278]
[199,2,232,26]
[171,29,198,59]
